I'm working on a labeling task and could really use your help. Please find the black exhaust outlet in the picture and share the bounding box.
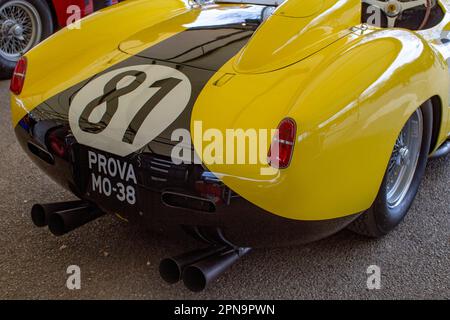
[183,247,252,292]
[159,246,227,284]
[48,205,105,236]
[31,200,86,227]
[430,140,450,159]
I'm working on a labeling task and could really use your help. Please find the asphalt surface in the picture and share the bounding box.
[0,80,449,299]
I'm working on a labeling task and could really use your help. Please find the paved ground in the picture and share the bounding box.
[0,80,448,299]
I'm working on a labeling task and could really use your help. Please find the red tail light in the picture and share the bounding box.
[268,118,297,169]
[195,181,224,205]
[10,56,27,95]
[48,131,66,158]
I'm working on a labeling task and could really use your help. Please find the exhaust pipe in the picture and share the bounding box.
[159,246,227,284]
[430,140,450,159]
[183,247,252,292]
[48,205,105,236]
[31,200,86,227]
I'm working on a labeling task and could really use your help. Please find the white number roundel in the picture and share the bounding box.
[68,65,192,157]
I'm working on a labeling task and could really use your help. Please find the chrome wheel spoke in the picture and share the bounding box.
[386,110,423,208]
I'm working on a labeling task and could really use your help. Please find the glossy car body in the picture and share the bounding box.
[10,0,450,247]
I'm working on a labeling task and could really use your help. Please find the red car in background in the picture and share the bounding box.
[0,0,119,79]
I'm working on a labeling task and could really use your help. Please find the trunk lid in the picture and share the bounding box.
[118,4,266,71]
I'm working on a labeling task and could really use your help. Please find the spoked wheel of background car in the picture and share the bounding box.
[349,101,433,237]
[0,0,53,79]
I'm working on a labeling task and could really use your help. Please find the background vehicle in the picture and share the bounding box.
[0,0,120,79]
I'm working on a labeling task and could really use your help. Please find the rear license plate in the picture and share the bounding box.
[77,147,140,213]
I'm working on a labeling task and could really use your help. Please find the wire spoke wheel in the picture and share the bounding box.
[385,109,423,208]
[0,0,42,61]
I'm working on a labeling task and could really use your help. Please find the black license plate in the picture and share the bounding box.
[76,146,141,214]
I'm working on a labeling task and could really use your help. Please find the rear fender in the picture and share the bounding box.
[192,28,448,221]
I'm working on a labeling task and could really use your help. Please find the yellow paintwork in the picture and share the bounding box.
[10,0,450,221]
[10,0,192,125]
[235,0,362,73]
[193,28,448,220]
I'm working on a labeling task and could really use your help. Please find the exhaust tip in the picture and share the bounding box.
[183,265,207,292]
[31,204,47,227]
[159,258,183,284]
[48,214,66,236]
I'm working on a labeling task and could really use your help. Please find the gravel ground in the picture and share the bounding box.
[0,80,449,299]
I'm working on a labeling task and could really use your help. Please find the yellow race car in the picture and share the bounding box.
[9,0,450,291]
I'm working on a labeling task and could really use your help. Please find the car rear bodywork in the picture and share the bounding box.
[10,0,450,246]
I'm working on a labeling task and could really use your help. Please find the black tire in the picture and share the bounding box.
[0,0,54,79]
[348,101,433,237]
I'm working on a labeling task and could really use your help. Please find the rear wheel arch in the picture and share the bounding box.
[348,101,433,237]
[429,95,443,154]
[375,96,438,194]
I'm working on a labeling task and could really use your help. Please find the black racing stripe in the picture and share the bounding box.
[25,5,268,160]
[134,27,257,71]
[14,5,271,216]
[125,5,264,71]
